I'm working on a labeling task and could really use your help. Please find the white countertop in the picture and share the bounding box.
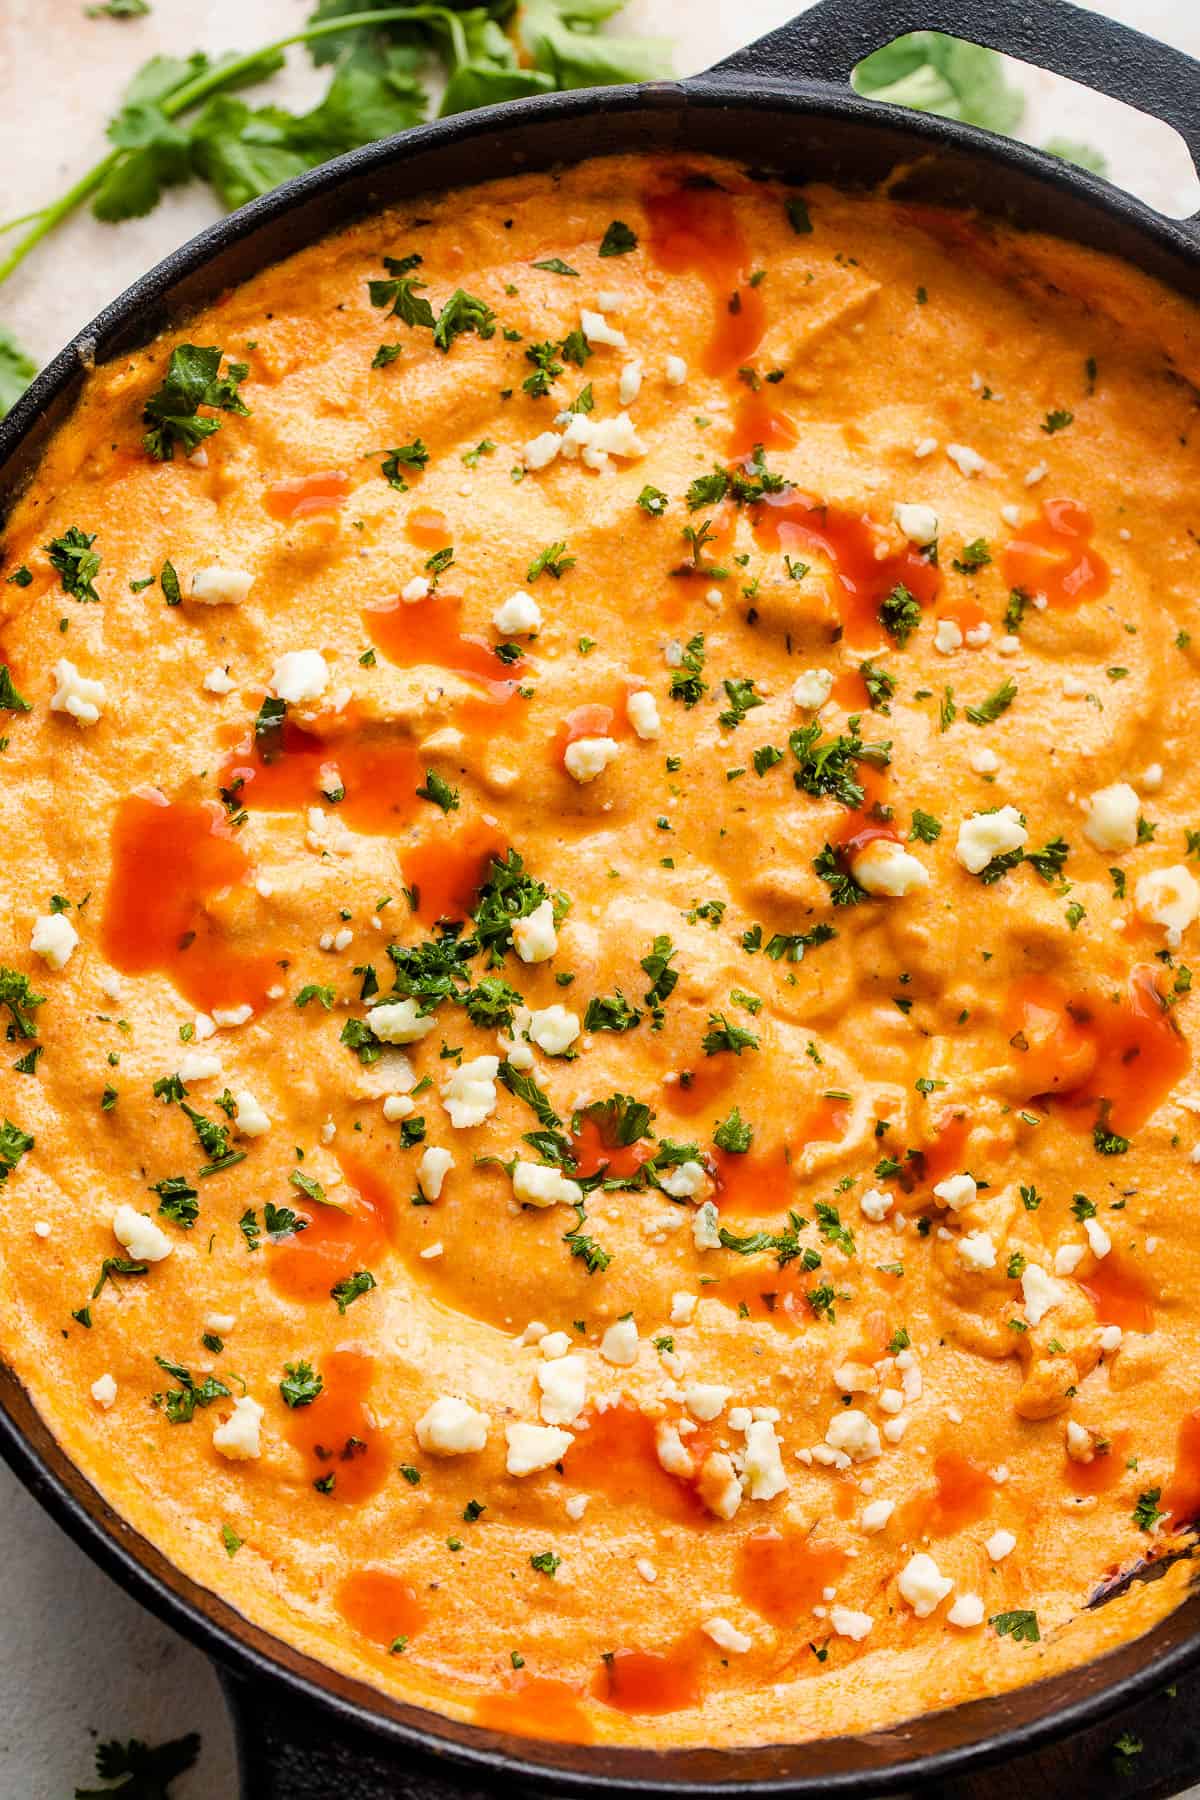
[2,1,1199,1792]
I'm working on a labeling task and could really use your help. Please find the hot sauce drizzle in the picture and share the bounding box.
[1002,499,1109,608]
[728,392,797,460]
[364,596,523,707]
[268,1178,389,1304]
[751,491,940,648]
[1078,1260,1155,1334]
[917,1453,995,1535]
[1005,966,1189,1135]
[474,1677,593,1741]
[596,1641,702,1714]
[283,1347,390,1502]
[645,183,767,377]
[737,1529,848,1626]
[101,792,279,1013]
[402,817,507,927]
[1163,1411,1200,1526]
[563,1405,706,1522]
[218,723,421,837]
[264,470,351,520]
[336,1569,426,1648]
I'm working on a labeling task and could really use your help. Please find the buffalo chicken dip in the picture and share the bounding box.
[3,154,1200,1746]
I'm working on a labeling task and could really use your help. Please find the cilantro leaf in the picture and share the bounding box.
[47,527,102,603]
[142,343,248,461]
[0,327,36,422]
[77,1731,200,1798]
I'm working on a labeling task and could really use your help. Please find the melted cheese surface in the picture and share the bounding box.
[3,154,1200,1746]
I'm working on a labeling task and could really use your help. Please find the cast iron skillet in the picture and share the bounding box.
[4,0,1200,1793]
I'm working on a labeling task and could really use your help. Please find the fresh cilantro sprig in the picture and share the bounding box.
[0,3,669,328]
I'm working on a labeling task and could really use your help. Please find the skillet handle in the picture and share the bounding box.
[219,1669,498,1800]
[703,0,1200,179]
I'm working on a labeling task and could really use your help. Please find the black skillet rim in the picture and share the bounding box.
[4,38,1200,1799]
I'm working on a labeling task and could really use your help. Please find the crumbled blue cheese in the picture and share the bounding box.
[619,359,643,405]
[600,1317,639,1366]
[112,1205,172,1263]
[1135,864,1200,942]
[416,1396,489,1455]
[271,649,329,705]
[1082,781,1139,853]
[701,1617,752,1653]
[933,1172,976,1212]
[417,1145,454,1199]
[824,1410,881,1463]
[957,1230,996,1271]
[536,1355,587,1425]
[742,1419,789,1499]
[492,589,541,635]
[30,912,79,969]
[564,735,620,783]
[893,502,938,546]
[369,999,438,1045]
[50,658,106,726]
[580,307,627,350]
[523,431,561,472]
[860,1498,894,1533]
[659,1160,709,1200]
[189,566,254,605]
[684,1382,731,1421]
[830,1605,873,1640]
[850,839,930,898]
[692,1201,721,1249]
[212,1395,264,1461]
[233,1088,271,1137]
[792,668,833,709]
[441,1055,500,1128]
[90,1373,118,1409]
[178,1048,222,1082]
[527,1004,580,1056]
[860,1186,893,1222]
[1021,1262,1067,1326]
[945,442,986,478]
[898,1551,954,1617]
[512,898,557,964]
[955,805,1027,874]
[626,689,661,740]
[505,1420,573,1475]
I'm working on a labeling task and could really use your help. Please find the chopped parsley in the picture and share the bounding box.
[965,677,1017,726]
[46,526,101,603]
[279,1360,323,1408]
[528,540,575,582]
[142,343,248,461]
[331,1270,376,1313]
[702,1012,759,1056]
[669,633,707,708]
[599,220,637,257]
[416,767,460,813]
[381,439,429,489]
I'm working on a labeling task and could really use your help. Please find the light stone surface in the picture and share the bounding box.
[0,0,1198,1791]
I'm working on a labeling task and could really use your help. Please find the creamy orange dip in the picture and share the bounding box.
[3,152,1200,1748]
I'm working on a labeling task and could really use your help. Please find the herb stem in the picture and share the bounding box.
[0,208,53,237]
[0,8,458,289]
[0,157,122,284]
